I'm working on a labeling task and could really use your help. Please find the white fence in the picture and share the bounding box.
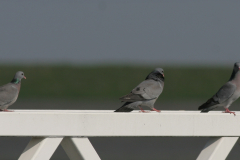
[1,110,239,160]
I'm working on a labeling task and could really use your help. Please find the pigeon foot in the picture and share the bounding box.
[223,108,235,116]
[0,109,13,112]
[151,108,161,113]
[138,106,150,113]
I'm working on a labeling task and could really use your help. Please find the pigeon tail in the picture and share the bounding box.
[199,105,217,113]
[198,104,208,110]
[198,97,218,110]
[200,109,209,113]
[114,102,134,112]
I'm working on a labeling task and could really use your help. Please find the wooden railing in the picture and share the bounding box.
[1,110,239,160]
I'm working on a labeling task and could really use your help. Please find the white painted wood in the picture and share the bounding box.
[0,110,239,136]
[61,137,101,160]
[197,137,238,160]
[18,137,63,160]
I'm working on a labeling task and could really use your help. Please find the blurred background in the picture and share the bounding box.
[0,1,240,159]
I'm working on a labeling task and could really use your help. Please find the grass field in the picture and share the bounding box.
[0,65,233,101]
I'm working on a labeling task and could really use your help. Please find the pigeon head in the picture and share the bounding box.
[229,62,240,81]
[11,71,26,84]
[145,68,164,81]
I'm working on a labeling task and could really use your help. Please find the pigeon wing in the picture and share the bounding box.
[0,84,18,107]
[120,80,163,102]
[198,82,236,110]
[214,82,236,103]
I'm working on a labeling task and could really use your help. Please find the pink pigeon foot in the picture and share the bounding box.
[151,108,161,113]
[0,109,13,112]
[138,106,150,113]
[223,108,235,116]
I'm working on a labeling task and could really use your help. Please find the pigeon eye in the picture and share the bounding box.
[21,73,23,75]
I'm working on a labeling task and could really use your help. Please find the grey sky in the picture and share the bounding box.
[0,1,239,65]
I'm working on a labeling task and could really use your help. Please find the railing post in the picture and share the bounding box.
[197,137,239,160]
[18,137,63,160]
[61,137,101,160]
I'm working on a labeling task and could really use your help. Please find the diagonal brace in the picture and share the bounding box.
[61,137,101,160]
[18,137,63,160]
[197,137,239,160]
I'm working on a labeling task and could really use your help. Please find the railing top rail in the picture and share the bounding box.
[5,110,240,114]
[0,110,239,137]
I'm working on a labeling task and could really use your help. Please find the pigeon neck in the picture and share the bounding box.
[11,78,21,84]
[159,75,164,82]
[156,76,164,82]
[229,68,240,81]
[232,71,240,82]
[146,75,164,82]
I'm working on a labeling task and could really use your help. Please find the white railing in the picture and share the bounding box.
[1,110,239,160]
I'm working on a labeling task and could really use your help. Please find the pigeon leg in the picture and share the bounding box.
[0,109,13,112]
[223,108,235,116]
[138,106,150,113]
[152,108,161,113]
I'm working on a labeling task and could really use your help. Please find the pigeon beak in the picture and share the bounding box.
[162,74,164,77]
[23,76,26,79]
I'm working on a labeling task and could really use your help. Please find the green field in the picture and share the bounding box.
[0,65,233,101]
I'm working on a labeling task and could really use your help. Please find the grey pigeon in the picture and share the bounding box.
[0,71,26,112]
[198,62,240,115]
[114,68,164,112]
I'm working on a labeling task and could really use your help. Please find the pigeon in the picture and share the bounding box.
[114,68,164,112]
[0,71,26,112]
[198,62,240,115]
